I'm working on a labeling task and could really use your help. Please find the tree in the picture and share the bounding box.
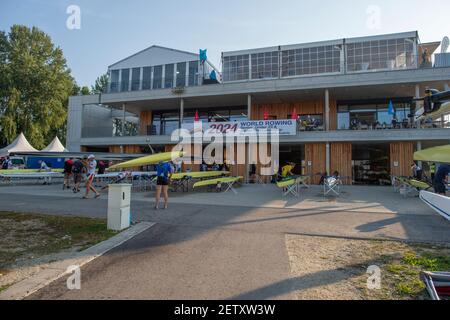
[91,74,108,94]
[0,25,75,149]
[80,86,90,95]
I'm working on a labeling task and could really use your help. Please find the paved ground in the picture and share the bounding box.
[1,183,449,299]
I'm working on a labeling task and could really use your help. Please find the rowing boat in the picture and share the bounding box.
[276,176,306,188]
[171,171,230,180]
[108,151,183,169]
[192,176,242,189]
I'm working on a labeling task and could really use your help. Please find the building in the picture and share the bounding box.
[67,31,450,184]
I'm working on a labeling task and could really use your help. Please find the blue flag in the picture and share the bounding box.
[199,49,207,63]
[209,70,217,80]
[388,100,395,115]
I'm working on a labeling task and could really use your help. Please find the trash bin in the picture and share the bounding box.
[107,184,132,231]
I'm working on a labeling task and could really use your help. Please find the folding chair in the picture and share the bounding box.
[283,183,299,197]
[218,179,239,194]
[323,177,341,196]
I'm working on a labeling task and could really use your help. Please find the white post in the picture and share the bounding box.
[246,94,252,183]
[417,141,422,168]
[326,142,330,175]
[180,98,184,127]
[325,89,330,131]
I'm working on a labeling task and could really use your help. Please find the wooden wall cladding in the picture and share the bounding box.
[109,145,122,154]
[330,142,352,185]
[390,142,414,177]
[304,143,326,184]
[329,100,337,131]
[139,111,152,135]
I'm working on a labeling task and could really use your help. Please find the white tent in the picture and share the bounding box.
[0,133,39,157]
[41,136,68,152]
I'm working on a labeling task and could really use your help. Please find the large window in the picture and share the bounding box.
[142,67,151,90]
[176,62,186,87]
[164,64,174,88]
[153,65,162,89]
[346,37,416,72]
[188,61,199,86]
[281,45,341,77]
[120,68,129,92]
[251,51,279,79]
[337,102,412,130]
[110,70,119,92]
[222,54,250,82]
[131,67,140,91]
[151,111,179,135]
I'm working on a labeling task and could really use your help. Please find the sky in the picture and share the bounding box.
[1,0,449,87]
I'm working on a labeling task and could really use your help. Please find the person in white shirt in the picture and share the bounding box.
[83,154,100,199]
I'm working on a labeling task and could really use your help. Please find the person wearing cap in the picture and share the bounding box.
[83,154,100,199]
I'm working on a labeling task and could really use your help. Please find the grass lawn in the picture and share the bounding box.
[0,211,117,272]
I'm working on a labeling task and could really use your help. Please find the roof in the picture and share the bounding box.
[42,136,68,152]
[108,45,199,69]
[0,133,38,157]
[223,31,419,56]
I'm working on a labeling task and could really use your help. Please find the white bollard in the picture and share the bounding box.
[107,184,132,231]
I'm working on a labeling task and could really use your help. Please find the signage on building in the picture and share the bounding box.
[181,119,297,136]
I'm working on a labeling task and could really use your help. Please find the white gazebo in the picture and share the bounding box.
[0,133,39,157]
[41,136,68,152]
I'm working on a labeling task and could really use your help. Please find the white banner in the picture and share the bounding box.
[181,119,297,136]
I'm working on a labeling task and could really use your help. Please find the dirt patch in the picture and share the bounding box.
[0,212,117,290]
[286,234,450,300]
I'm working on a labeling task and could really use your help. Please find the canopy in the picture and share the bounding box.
[0,133,38,157]
[42,136,68,152]
[414,145,450,164]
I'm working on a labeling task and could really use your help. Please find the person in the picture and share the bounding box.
[200,162,208,172]
[39,160,49,171]
[411,162,423,180]
[249,163,257,183]
[281,162,295,178]
[72,157,85,193]
[433,164,450,195]
[430,163,436,181]
[154,161,173,210]
[63,158,74,190]
[1,157,10,169]
[96,160,106,187]
[84,154,100,199]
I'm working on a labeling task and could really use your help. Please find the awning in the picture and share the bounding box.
[414,145,450,163]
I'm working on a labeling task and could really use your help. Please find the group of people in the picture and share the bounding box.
[62,155,106,199]
[0,157,13,169]
[411,161,450,195]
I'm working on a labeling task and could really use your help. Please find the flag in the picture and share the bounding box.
[291,108,298,120]
[388,100,395,115]
[194,110,199,122]
[199,49,207,63]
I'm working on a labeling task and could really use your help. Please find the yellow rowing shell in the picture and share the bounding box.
[276,176,306,188]
[171,171,230,180]
[109,151,183,169]
[414,145,450,164]
[193,176,242,189]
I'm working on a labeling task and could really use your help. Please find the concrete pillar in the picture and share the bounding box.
[325,89,330,131]
[414,84,420,111]
[326,142,330,175]
[417,141,422,168]
[180,98,184,127]
[245,94,252,183]
[122,103,126,136]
